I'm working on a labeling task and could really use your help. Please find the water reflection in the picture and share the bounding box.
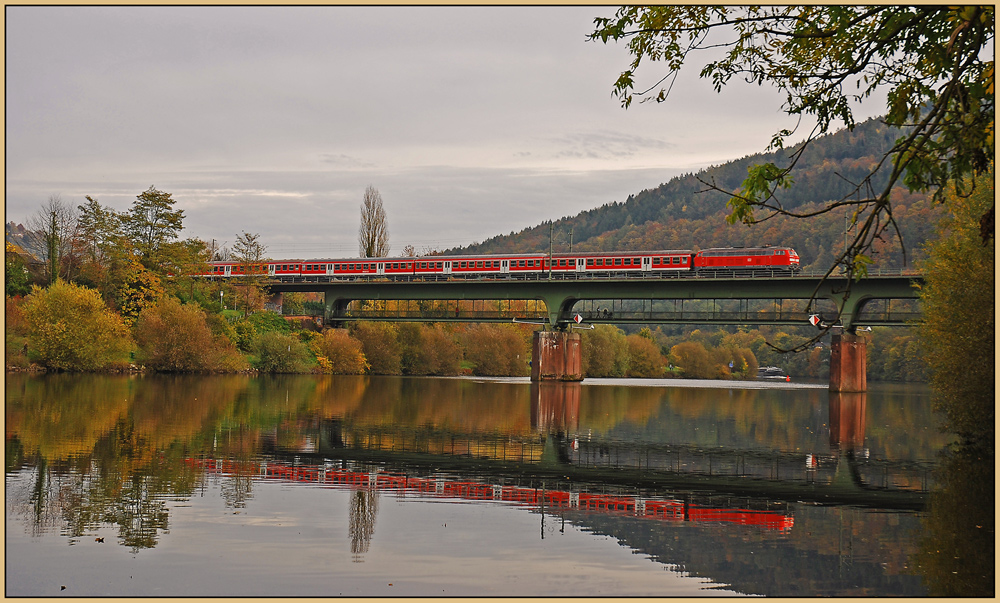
[349,487,378,561]
[913,442,995,597]
[5,373,972,596]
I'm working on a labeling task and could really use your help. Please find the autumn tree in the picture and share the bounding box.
[350,321,402,374]
[669,341,714,380]
[625,333,665,378]
[591,6,994,280]
[398,323,461,376]
[231,231,269,318]
[460,323,530,377]
[918,167,994,447]
[313,328,368,375]
[115,259,165,325]
[359,185,389,258]
[581,324,629,377]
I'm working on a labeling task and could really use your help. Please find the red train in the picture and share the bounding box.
[198,247,800,281]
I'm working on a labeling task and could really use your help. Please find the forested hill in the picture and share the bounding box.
[446,118,941,271]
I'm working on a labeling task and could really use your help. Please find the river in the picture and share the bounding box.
[5,373,991,596]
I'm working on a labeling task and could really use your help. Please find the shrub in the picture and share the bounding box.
[461,323,529,376]
[247,310,291,334]
[669,341,714,379]
[421,325,461,375]
[254,331,313,373]
[133,297,247,372]
[232,320,258,353]
[582,324,629,377]
[314,329,368,374]
[625,334,665,378]
[399,323,460,376]
[22,281,133,371]
[350,322,402,374]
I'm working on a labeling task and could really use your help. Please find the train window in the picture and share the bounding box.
[615,258,622,266]
[460,261,466,268]
[624,258,631,265]
[493,261,500,268]
[595,258,602,266]
[652,258,660,265]
[682,257,688,264]
[517,260,523,267]
[587,259,594,266]
[349,264,354,270]
[557,259,564,267]
[436,262,443,269]
[421,262,428,269]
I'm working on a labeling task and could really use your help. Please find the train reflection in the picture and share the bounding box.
[185,458,794,531]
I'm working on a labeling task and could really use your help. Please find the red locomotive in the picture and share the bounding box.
[197,247,799,280]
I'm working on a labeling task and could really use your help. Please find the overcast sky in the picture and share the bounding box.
[7,6,878,259]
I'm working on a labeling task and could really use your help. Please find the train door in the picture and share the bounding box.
[325,263,334,276]
[224,265,232,277]
[641,257,652,272]
[268,264,276,276]
[576,258,586,273]
[443,261,452,275]
[376,262,385,276]
[500,260,510,274]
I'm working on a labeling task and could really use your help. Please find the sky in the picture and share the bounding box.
[6,6,878,260]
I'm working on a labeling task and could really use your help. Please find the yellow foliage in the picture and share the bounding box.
[22,280,134,370]
[314,329,368,375]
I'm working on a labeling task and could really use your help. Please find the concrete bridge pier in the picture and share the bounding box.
[531,331,583,382]
[829,332,867,392]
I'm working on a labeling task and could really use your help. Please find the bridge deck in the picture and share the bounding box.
[265,272,923,330]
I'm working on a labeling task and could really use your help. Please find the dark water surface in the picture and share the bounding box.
[5,373,986,596]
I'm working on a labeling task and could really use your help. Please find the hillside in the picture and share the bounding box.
[446,118,941,271]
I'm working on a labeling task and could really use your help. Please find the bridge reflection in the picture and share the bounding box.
[283,383,930,511]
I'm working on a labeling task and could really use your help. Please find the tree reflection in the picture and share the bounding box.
[913,442,994,596]
[349,486,379,562]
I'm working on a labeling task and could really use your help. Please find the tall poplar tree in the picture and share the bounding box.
[358,185,390,258]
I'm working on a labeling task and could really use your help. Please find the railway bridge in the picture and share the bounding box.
[267,271,923,392]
